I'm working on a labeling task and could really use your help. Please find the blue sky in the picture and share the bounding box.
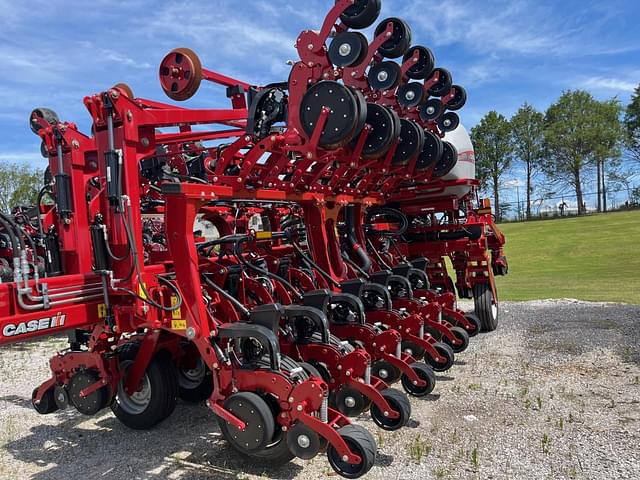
[1,0,639,207]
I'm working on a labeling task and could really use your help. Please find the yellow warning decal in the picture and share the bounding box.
[98,304,107,319]
[171,295,182,320]
[171,320,187,330]
[255,231,273,240]
[138,282,147,300]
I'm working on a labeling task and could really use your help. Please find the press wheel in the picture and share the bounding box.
[433,141,458,177]
[392,119,425,166]
[403,45,435,79]
[374,17,412,58]
[416,130,444,171]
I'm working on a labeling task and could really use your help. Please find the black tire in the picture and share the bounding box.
[374,17,412,59]
[370,388,411,431]
[438,111,460,133]
[443,326,469,353]
[427,68,453,97]
[178,357,213,403]
[327,425,377,478]
[401,362,436,397]
[111,344,178,430]
[339,0,382,30]
[474,283,499,332]
[371,359,402,384]
[445,85,467,111]
[332,386,370,417]
[403,45,435,80]
[464,313,481,337]
[32,387,58,415]
[401,339,425,360]
[425,342,454,372]
[30,107,59,134]
[218,391,276,453]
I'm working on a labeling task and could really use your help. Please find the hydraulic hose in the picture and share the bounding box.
[343,205,372,272]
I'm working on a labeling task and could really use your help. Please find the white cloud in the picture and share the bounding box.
[580,77,637,93]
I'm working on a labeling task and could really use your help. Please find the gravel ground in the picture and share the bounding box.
[1,299,639,480]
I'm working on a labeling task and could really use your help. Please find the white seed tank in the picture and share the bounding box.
[439,124,476,199]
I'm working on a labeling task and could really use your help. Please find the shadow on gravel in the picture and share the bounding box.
[3,400,304,480]
[523,303,640,366]
[0,394,33,410]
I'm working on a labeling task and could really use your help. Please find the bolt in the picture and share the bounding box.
[377,70,389,82]
[345,397,356,408]
[126,110,133,122]
[297,435,311,448]
[72,140,79,150]
[342,455,349,462]
[141,137,149,147]
[406,90,416,101]
[308,44,314,50]
[383,411,389,417]
[297,404,303,411]
[338,43,352,57]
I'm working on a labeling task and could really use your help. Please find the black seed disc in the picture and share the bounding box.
[445,85,467,111]
[433,141,458,177]
[355,103,396,158]
[68,370,108,416]
[368,61,401,91]
[393,119,425,166]
[339,0,382,30]
[374,17,412,58]
[427,68,453,97]
[403,45,435,80]
[329,32,368,67]
[221,392,275,453]
[419,98,444,122]
[300,81,359,148]
[396,82,424,108]
[416,130,444,171]
[438,111,460,133]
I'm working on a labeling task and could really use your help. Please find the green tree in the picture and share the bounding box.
[543,91,622,215]
[624,84,640,164]
[0,161,43,213]
[593,98,624,212]
[471,111,513,221]
[510,103,545,219]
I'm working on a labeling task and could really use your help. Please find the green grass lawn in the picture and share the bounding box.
[493,209,640,304]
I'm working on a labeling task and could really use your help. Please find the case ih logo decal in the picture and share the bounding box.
[2,313,66,338]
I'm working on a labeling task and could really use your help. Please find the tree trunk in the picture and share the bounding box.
[602,162,607,212]
[493,175,500,221]
[596,161,602,213]
[526,160,532,220]
[575,168,584,215]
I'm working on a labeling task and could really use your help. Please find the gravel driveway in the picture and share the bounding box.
[1,300,639,480]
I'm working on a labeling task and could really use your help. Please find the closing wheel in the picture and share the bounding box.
[159,47,203,101]
[416,130,443,171]
[370,388,411,431]
[401,339,425,360]
[299,81,360,148]
[32,387,58,415]
[445,85,467,111]
[178,357,213,403]
[327,425,377,478]
[332,385,370,417]
[355,103,396,158]
[329,31,369,67]
[432,141,458,178]
[401,362,436,397]
[438,111,460,133]
[338,0,382,29]
[474,283,499,332]
[374,17,412,58]
[219,391,276,453]
[427,68,453,97]
[425,342,455,372]
[393,119,425,166]
[443,326,469,354]
[367,61,401,91]
[371,359,402,384]
[419,98,444,123]
[464,313,482,337]
[403,45,435,79]
[30,108,59,134]
[111,344,178,430]
[396,82,424,109]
